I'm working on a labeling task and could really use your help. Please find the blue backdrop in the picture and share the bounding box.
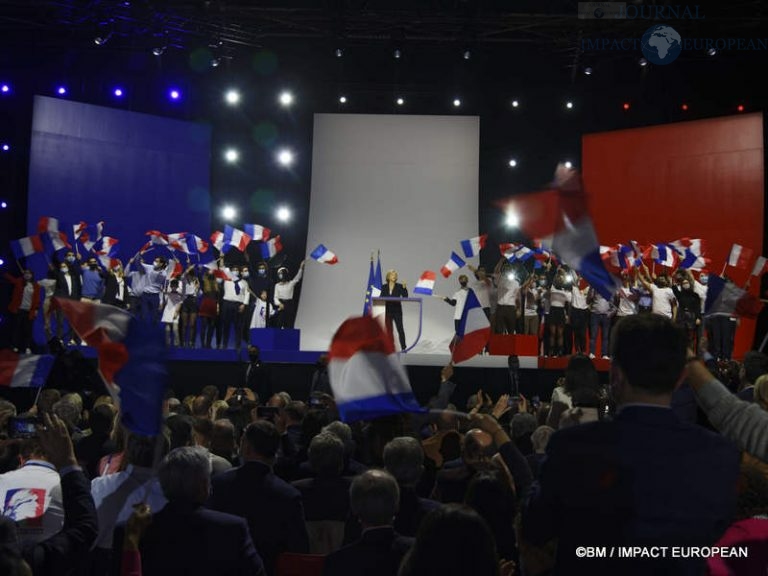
[27,95,211,261]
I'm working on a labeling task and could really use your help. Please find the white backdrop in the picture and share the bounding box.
[296,113,480,353]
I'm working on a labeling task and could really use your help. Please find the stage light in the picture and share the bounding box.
[113,87,124,97]
[169,89,181,100]
[565,101,573,109]
[623,102,630,110]
[335,48,343,58]
[210,57,222,68]
[276,206,292,222]
[681,103,688,111]
[339,95,347,104]
[639,57,648,67]
[224,148,239,163]
[505,211,520,228]
[94,31,112,46]
[453,98,461,107]
[584,66,593,75]
[565,274,574,283]
[707,47,717,56]
[564,161,573,169]
[152,46,166,56]
[225,90,241,105]
[221,206,237,221]
[511,100,519,108]
[0,201,6,208]
[0,259,4,266]
[279,90,294,107]
[1,144,9,152]
[1,84,9,93]
[508,159,517,168]
[276,148,295,167]
[393,48,402,59]
[737,104,745,112]
[396,97,405,106]
[463,49,471,60]
[57,86,67,96]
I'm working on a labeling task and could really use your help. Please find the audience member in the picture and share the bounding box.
[526,425,555,480]
[737,350,768,401]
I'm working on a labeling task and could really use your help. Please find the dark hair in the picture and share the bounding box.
[191,395,213,418]
[90,403,116,436]
[243,420,280,459]
[200,385,220,402]
[611,314,687,394]
[399,504,499,576]
[742,351,768,386]
[465,468,518,560]
[563,354,601,401]
[735,461,768,520]
[284,401,307,423]
[165,414,194,450]
[124,433,168,468]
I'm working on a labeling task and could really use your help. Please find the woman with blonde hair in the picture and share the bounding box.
[380,269,409,351]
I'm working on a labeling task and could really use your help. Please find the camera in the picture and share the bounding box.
[8,416,41,439]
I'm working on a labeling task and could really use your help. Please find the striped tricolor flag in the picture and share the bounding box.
[310,244,338,265]
[441,252,465,278]
[413,271,436,295]
[460,234,487,258]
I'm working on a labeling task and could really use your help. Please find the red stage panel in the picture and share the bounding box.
[583,113,764,358]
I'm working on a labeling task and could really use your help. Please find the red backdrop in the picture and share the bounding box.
[583,113,764,359]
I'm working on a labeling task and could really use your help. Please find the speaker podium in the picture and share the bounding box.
[250,328,300,351]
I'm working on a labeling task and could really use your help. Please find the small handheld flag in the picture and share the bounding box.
[441,252,466,278]
[413,271,436,295]
[243,224,271,242]
[460,234,487,258]
[260,235,283,259]
[310,244,339,265]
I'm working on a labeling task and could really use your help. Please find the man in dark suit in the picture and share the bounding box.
[522,314,740,576]
[208,420,309,575]
[132,446,265,576]
[323,469,414,576]
[380,269,409,351]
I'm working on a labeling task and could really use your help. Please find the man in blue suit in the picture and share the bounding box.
[522,313,740,576]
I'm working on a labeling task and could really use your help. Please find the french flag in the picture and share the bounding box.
[705,275,763,319]
[210,231,224,252]
[413,271,436,295]
[203,261,232,281]
[36,216,60,234]
[145,230,169,246]
[500,243,533,263]
[310,244,339,265]
[53,298,169,436]
[328,316,426,423]
[260,235,283,259]
[441,252,465,278]
[93,236,119,257]
[10,235,45,259]
[727,243,754,270]
[652,243,678,268]
[450,289,491,364]
[751,256,767,277]
[504,164,618,299]
[460,234,487,258]
[243,224,271,242]
[223,225,252,253]
[0,350,55,388]
[73,221,88,240]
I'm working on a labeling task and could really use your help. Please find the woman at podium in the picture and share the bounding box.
[381,269,408,351]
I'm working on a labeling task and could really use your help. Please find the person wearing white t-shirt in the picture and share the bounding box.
[548,271,572,357]
[468,264,494,320]
[615,274,638,318]
[443,274,470,335]
[521,275,544,336]
[638,265,677,320]
[493,259,521,334]
[570,279,590,355]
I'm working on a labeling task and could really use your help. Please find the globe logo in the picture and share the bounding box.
[641,25,682,65]
[594,8,604,18]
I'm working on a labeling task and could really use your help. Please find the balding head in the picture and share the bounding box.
[463,429,495,465]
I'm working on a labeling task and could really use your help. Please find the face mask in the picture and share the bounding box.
[66,256,75,263]
[699,275,708,285]
[682,282,691,290]
[242,271,250,279]
[153,262,162,270]
[89,263,98,270]
[23,274,32,281]
[232,271,240,279]
[257,268,266,277]
[60,266,68,273]
[538,280,547,287]
[459,282,468,288]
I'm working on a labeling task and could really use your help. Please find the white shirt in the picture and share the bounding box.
[91,465,167,549]
[571,285,589,310]
[471,278,493,309]
[617,286,638,317]
[497,276,521,306]
[449,287,469,320]
[694,280,707,314]
[20,282,34,310]
[115,276,125,302]
[223,277,250,305]
[650,285,677,318]
[39,278,56,298]
[64,273,73,296]
[274,267,304,304]
[0,460,64,547]
[549,287,572,308]
[523,286,542,317]
[250,298,273,328]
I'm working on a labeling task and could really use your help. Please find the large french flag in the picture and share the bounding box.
[244,224,271,242]
[145,230,169,246]
[504,164,618,299]
[260,235,283,259]
[705,275,763,319]
[413,271,436,295]
[10,235,45,259]
[441,252,466,278]
[652,243,678,268]
[0,350,54,388]
[328,316,426,423]
[727,243,754,270]
[223,225,252,253]
[310,244,339,265]
[53,298,168,435]
[37,216,60,234]
[210,230,224,252]
[460,234,487,258]
[450,289,491,364]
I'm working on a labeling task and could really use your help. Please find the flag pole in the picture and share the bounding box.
[720,261,728,277]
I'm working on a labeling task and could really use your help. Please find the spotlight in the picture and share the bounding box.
[507,272,516,281]
[221,206,237,221]
[508,159,517,168]
[393,48,402,59]
[511,100,519,108]
[505,211,520,228]
[1,144,9,152]
[565,101,574,109]
[737,104,745,112]
[224,148,239,163]
[1,84,9,93]
[463,49,471,60]
[57,86,67,96]
[169,89,181,100]
[335,48,343,58]
[396,97,404,106]
[152,46,166,56]
[113,87,124,97]
[94,31,113,46]
[0,259,3,266]
[623,102,630,110]
[339,95,347,104]
[453,98,461,107]
[0,201,6,208]
[707,47,717,56]
[276,206,291,222]
[584,66,593,75]
[211,57,222,68]
[681,103,689,111]
[276,148,295,167]
[564,161,573,169]
[278,90,294,107]
[639,57,648,67]
[225,90,241,105]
